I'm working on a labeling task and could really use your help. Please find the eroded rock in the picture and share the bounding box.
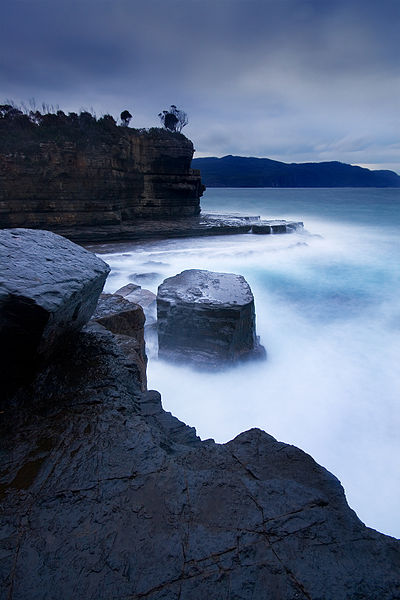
[0,326,398,599]
[0,228,110,398]
[157,269,266,368]
[92,294,147,389]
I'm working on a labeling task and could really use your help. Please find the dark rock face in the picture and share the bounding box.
[92,294,147,390]
[157,269,266,367]
[0,228,110,398]
[0,130,204,241]
[0,327,399,599]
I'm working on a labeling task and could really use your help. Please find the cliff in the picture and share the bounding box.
[192,155,400,187]
[0,122,204,240]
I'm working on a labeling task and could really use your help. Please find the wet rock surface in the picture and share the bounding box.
[114,283,158,359]
[78,214,304,243]
[157,269,266,367]
[0,326,399,600]
[0,228,110,398]
[92,294,147,390]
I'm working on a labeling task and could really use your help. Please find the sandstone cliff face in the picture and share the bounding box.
[0,129,203,239]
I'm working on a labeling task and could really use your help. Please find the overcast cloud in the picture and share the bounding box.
[1,0,399,170]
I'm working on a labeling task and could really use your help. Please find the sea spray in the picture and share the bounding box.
[99,187,400,537]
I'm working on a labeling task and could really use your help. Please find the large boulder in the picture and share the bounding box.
[0,228,110,398]
[157,269,265,367]
[0,325,399,599]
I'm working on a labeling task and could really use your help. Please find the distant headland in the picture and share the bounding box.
[192,155,400,187]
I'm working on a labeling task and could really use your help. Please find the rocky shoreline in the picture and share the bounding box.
[0,120,304,244]
[1,228,399,599]
[35,213,304,243]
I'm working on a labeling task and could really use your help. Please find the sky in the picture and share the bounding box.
[1,0,400,172]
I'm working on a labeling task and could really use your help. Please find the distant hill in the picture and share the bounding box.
[192,155,400,187]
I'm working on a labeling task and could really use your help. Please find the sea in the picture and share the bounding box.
[99,187,400,539]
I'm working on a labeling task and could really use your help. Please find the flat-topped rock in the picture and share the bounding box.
[159,269,254,307]
[0,228,110,398]
[157,269,265,367]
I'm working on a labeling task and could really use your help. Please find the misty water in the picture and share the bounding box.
[100,188,400,539]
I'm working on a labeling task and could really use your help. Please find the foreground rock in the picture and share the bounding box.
[157,269,266,368]
[0,326,399,599]
[92,294,147,390]
[0,228,110,398]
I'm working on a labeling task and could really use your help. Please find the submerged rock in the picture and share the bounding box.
[0,228,110,399]
[157,269,265,368]
[0,325,399,599]
[129,272,161,284]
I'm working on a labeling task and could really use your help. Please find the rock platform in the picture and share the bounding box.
[63,213,304,243]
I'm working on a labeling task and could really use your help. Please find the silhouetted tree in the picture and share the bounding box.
[170,105,188,132]
[158,105,188,132]
[120,110,132,126]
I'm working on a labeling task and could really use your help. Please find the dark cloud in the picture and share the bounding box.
[1,0,399,169]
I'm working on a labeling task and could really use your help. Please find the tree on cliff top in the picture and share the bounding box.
[120,110,132,127]
[158,105,188,133]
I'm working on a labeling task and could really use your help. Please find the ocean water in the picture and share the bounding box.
[100,187,400,538]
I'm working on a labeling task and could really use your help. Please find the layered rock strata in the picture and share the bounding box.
[77,214,304,244]
[157,269,266,367]
[0,228,109,399]
[1,324,399,599]
[0,129,204,240]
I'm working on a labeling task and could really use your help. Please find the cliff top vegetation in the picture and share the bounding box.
[0,102,187,153]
